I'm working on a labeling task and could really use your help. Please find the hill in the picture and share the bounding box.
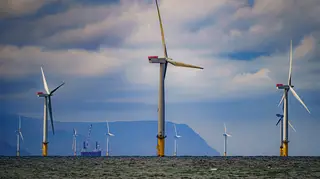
[0,113,220,156]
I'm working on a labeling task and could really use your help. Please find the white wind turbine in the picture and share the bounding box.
[173,124,182,156]
[276,103,296,156]
[16,116,24,157]
[106,120,115,157]
[37,67,65,157]
[149,0,204,157]
[276,40,310,157]
[72,128,78,156]
[223,123,232,156]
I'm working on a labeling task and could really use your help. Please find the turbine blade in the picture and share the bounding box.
[50,82,65,95]
[276,118,282,126]
[278,93,285,107]
[227,133,232,137]
[288,40,293,86]
[174,124,177,136]
[155,0,169,78]
[224,123,227,133]
[163,62,168,79]
[107,120,110,133]
[19,116,21,129]
[288,121,296,132]
[19,132,24,141]
[289,86,311,114]
[155,0,168,58]
[167,59,204,69]
[41,67,50,94]
[48,97,55,135]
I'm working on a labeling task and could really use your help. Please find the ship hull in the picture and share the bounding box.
[80,151,101,157]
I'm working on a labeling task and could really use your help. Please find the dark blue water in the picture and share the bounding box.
[1,156,320,178]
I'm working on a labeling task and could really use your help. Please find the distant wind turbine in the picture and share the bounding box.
[276,40,310,157]
[72,128,78,156]
[37,67,65,157]
[106,120,115,157]
[149,0,204,157]
[223,123,232,156]
[276,103,296,156]
[173,124,182,156]
[16,116,24,157]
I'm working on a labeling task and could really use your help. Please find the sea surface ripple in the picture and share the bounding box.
[1,156,320,178]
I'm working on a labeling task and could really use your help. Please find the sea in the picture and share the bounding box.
[1,156,320,178]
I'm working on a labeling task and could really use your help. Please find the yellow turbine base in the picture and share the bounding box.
[157,137,165,157]
[42,142,48,157]
[16,151,20,157]
[224,152,226,156]
[106,152,109,157]
[283,142,288,157]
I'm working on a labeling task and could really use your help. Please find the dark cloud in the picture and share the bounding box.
[0,0,125,49]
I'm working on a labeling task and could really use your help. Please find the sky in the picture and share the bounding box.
[1,0,320,156]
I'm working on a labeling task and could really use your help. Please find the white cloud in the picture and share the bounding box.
[0,45,126,77]
[0,34,318,104]
[0,0,319,103]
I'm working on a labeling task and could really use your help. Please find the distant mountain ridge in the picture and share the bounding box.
[0,141,30,156]
[0,113,220,156]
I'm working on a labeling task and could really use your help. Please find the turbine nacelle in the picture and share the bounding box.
[148,56,204,69]
[276,114,284,118]
[276,84,293,90]
[148,56,167,64]
[37,92,48,97]
[107,133,115,137]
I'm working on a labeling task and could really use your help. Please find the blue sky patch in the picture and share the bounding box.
[220,51,270,61]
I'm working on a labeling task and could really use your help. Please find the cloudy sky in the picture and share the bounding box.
[1,0,320,156]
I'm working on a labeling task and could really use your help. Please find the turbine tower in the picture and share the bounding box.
[173,124,182,156]
[72,128,78,156]
[37,67,65,157]
[223,123,231,156]
[276,40,310,157]
[149,0,204,157]
[16,116,24,157]
[276,103,296,156]
[106,120,115,157]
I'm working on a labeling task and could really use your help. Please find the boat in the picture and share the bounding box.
[81,141,101,157]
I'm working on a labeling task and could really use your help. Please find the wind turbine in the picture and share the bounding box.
[105,120,115,157]
[276,40,310,157]
[37,67,65,157]
[173,124,182,156]
[276,103,296,156]
[72,128,77,156]
[149,0,204,157]
[223,123,231,156]
[16,116,24,157]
